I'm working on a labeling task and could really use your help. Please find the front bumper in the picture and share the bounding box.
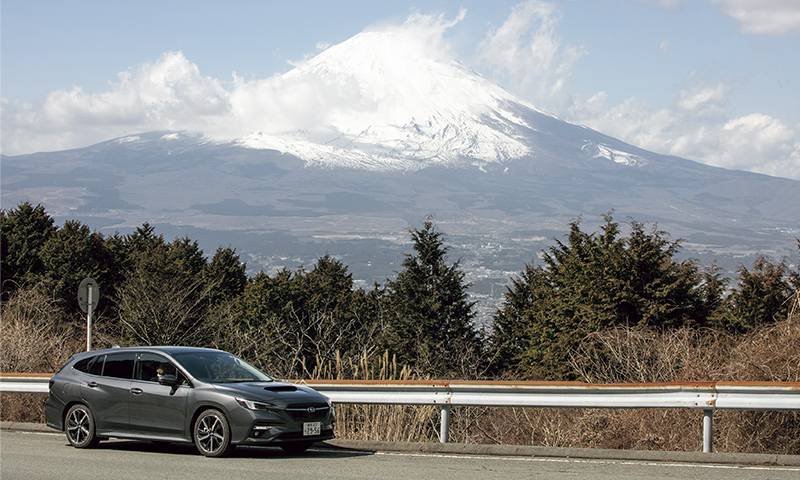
[228,403,335,446]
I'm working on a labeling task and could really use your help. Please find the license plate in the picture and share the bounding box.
[303,422,321,436]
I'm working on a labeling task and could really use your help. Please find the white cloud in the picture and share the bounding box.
[711,114,800,177]
[473,1,800,180]
[712,0,800,35]
[1,11,471,156]
[675,80,730,114]
[567,75,800,180]
[1,52,230,154]
[476,0,586,111]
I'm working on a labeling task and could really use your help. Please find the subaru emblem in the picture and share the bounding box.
[306,407,316,414]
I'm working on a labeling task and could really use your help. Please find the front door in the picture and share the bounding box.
[129,353,190,440]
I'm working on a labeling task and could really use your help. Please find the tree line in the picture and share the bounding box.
[2,202,798,380]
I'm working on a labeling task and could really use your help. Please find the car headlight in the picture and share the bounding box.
[321,394,335,418]
[235,398,275,411]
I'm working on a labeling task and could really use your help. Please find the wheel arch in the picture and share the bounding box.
[189,402,231,437]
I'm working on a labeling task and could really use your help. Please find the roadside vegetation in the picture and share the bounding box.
[2,202,798,454]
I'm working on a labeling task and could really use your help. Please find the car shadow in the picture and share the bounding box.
[93,439,374,459]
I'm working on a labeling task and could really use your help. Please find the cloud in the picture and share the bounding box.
[1,11,469,156]
[2,52,231,154]
[225,9,470,142]
[473,1,799,180]
[712,114,800,177]
[712,0,800,35]
[675,79,730,115]
[567,74,800,180]
[476,0,586,111]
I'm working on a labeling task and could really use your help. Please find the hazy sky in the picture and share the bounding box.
[2,0,799,179]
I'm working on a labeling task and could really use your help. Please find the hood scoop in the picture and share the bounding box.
[263,385,298,393]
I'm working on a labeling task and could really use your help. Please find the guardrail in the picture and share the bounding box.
[3,374,798,453]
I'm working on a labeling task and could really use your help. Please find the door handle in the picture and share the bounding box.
[87,382,98,388]
[131,388,143,395]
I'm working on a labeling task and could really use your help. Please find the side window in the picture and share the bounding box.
[88,355,105,376]
[135,353,188,386]
[103,353,135,379]
[73,355,105,376]
[73,356,94,373]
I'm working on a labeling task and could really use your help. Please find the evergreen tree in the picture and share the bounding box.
[204,246,248,307]
[115,224,215,346]
[1,202,57,295]
[711,250,800,333]
[40,219,123,319]
[489,214,713,380]
[381,217,482,377]
[231,255,381,377]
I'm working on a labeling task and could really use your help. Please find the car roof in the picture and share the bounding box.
[71,346,223,359]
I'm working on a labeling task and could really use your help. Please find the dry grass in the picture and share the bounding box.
[0,285,83,373]
[322,301,800,454]
[0,393,48,423]
[3,289,798,454]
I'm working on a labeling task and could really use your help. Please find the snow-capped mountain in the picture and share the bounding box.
[3,27,799,313]
[236,29,550,170]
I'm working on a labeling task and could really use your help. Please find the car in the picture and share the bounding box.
[45,346,335,457]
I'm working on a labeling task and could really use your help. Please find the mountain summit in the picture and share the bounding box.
[3,26,799,309]
[237,29,541,170]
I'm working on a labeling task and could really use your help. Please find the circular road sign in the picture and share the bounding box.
[78,277,100,313]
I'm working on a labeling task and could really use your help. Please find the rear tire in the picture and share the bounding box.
[65,404,99,448]
[193,409,234,457]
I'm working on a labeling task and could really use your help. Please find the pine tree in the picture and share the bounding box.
[489,214,713,380]
[204,246,247,307]
[1,202,57,295]
[40,219,122,318]
[710,250,800,333]
[381,217,482,377]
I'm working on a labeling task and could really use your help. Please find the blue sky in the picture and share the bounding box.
[2,0,799,179]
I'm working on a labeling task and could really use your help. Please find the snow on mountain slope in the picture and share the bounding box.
[236,29,537,170]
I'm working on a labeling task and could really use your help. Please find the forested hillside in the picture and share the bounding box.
[3,201,799,454]
[2,202,798,381]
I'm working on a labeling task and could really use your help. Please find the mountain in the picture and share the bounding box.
[2,30,799,321]
[237,29,534,170]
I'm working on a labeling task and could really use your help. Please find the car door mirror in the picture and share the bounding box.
[158,374,179,387]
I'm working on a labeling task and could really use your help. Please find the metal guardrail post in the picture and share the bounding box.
[440,404,451,443]
[703,409,713,453]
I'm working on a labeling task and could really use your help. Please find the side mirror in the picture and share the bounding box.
[158,374,179,387]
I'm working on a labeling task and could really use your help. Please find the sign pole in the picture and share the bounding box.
[87,285,93,351]
[78,278,100,352]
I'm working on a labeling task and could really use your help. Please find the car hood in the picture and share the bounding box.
[212,381,326,404]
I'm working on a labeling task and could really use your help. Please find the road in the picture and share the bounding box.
[2,430,799,480]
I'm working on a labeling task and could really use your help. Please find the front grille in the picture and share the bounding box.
[285,403,330,421]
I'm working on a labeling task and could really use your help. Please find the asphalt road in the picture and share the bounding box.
[3,430,800,480]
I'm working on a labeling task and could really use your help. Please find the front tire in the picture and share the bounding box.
[65,404,99,448]
[193,409,234,457]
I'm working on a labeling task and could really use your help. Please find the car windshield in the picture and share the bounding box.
[172,351,273,384]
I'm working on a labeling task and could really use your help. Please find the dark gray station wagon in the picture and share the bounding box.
[45,346,335,457]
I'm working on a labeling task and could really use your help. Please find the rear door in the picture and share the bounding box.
[81,352,134,433]
[128,352,190,439]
